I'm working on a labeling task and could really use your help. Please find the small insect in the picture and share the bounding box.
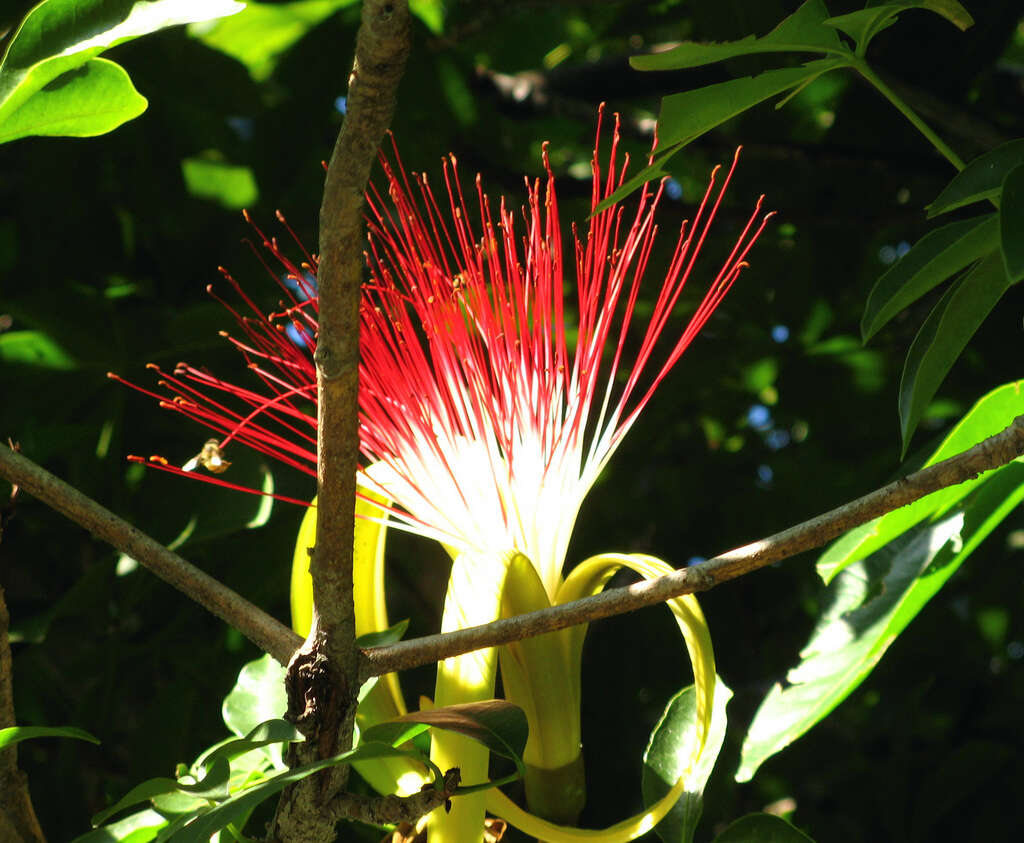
[182,438,231,474]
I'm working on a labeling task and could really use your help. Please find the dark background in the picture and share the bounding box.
[1,1,1023,840]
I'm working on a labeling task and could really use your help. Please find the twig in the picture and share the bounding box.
[0,444,301,665]
[327,768,460,825]
[271,1,410,840]
[360,413,1024,677]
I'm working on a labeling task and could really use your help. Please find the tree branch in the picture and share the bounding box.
[271,1,410,840]
[0,443,301,665]
[1,477,47,843]
[360,413,1024,677]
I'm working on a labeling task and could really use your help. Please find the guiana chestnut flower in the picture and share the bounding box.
[113,109,772,842]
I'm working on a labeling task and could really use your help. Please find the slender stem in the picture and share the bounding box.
[853,58,966,171]
[0,444,301,665]
[360,413,1024,677]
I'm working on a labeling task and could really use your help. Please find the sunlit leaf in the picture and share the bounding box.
[221,655,289,771]
[189,0,357,81]
[69,808,168,842]
[712,813,815,842]
[0,58,147,143]
[817,380,1024,584]
[630,0,844,71]
[0,0,243,141]
[861,214,998,341]
[0,329,77,368]
[642,679,732,843]
[181,155,258,209]
[737,462,1024,782]
[899,252,1011,452]
[999,163,1024,282]
[0,724,98,749]
[928,139,1024,217]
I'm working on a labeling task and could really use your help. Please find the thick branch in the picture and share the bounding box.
[0,444,301,665]
[361,414,1024,677]
[2,519,47,843]
[272,1,410,840]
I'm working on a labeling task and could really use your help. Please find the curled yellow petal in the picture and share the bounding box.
[485,773,688,842]
[557,553,715,758]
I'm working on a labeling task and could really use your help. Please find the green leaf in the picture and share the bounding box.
[410,0,445,34]
[899,251,1011,452]
[642,679,732,843]
[181,155,259,209]
[91,777,185,828]
[630,0,844,71]
[165,742,434,843]
[0,57,147,143]
[817,380,1024,583]
[861,214,998,341]
[826,2,972,52]
[657,60,846,148]
[222,654,288,747]
[189,0,358,81]
[0,724,99,749]
[361,700,528,771]
[737,461,1024,782]
[0,329,77,368]
[928,139,1024,217]
[713,813,815,842]
[355,618,409,649]
[0,0,244,141]
[70,808,168,842]
[200,719,304,771]
[999,164,1024,282]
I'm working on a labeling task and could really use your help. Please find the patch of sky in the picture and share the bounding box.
[747,403,772,431]
[226,116,254,141]
[878,240,911,265]
[335,96,348,115]
[756,464,774,486]
[765,428,791,451]
[665,178,683,201]
[771,324,789,343]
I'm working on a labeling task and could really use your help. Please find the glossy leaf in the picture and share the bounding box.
[713,813,815,842]
[189,0,358,81]
[899,252,1011,452]
[630,1,844,72]
[737,461,1024,782]
[642,679,732,843]
[928,139,1024,217]
[0,58,146,143]
[0,0,243,142]
[817,380,1024,584]
[0,724,98,749]
[999,163,1024,282]
[861,214,998,341]
[165,742,434,843]
[70,808,168,842]
[657,60,846,148]
[91,776,190,828]
[221,655,288,744]
[201,719,304,771]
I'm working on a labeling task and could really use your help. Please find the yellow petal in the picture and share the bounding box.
[557,553,715,757]
[430,551,523,843]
